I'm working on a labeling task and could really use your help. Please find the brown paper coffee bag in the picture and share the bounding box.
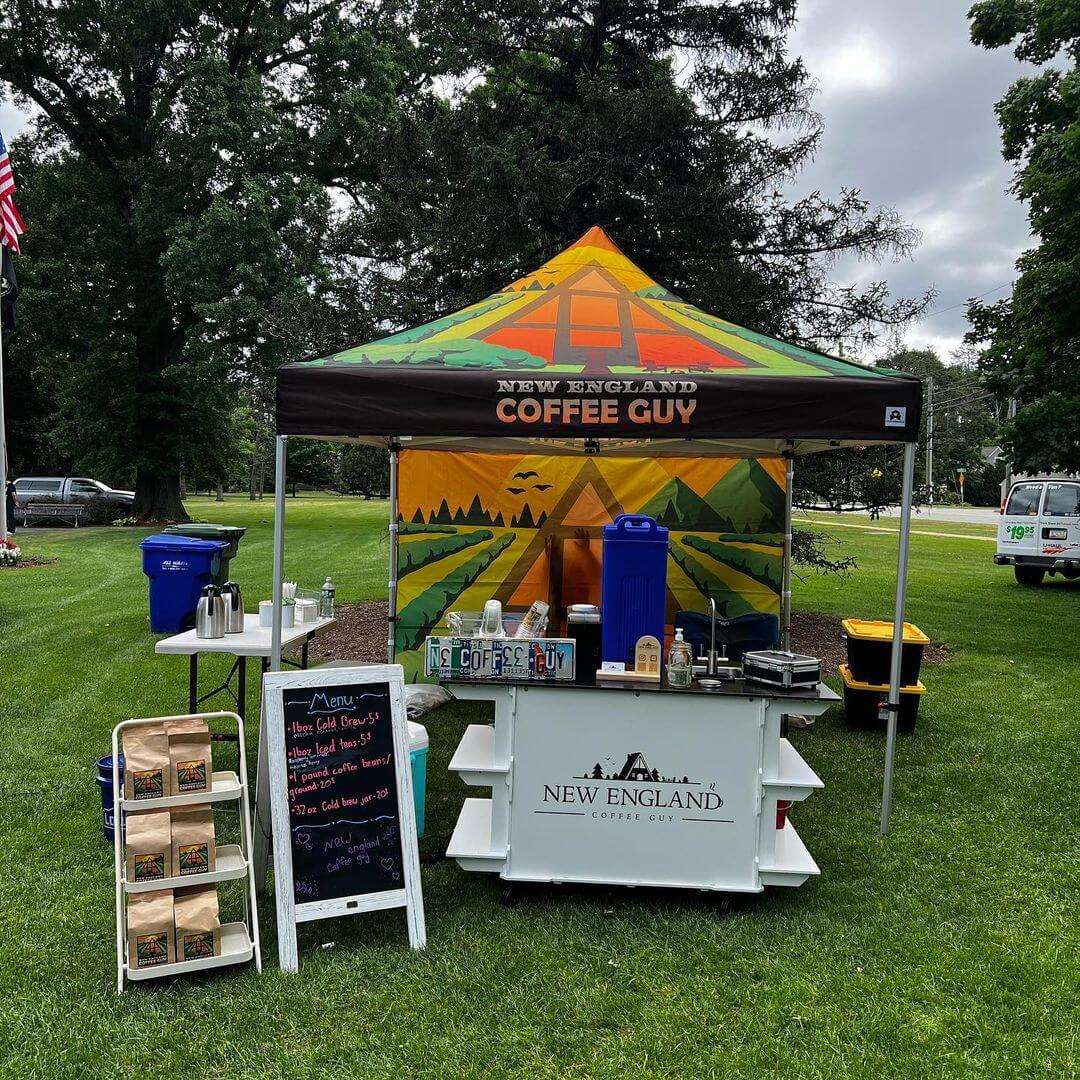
[125,809,172,884]
[127,889,175,970]
[173,884,221,962]
[166,717,213,796]
[123,722,170,800]
[170,805,216,877]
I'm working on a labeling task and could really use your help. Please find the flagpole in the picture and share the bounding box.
[0,295,7,542]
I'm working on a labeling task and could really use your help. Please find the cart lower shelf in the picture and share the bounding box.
[759,820,820,887]
[447,798,505,873]
[125,921,254,981]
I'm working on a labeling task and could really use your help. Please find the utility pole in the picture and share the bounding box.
[925,376,934,504]
[1003,397,1017,498]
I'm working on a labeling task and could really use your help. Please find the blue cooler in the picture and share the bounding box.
[601,514,669,666]
[408,721,428,839]
[140,534,228,633]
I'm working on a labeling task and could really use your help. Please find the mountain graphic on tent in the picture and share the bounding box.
[314,226,897,378]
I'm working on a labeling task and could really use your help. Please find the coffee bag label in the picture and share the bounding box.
[136,932,169,967]
[134,852,166,882]
[133,768,164,799]
[178,842,210,875]
[176,758,207,793]
[183,931,215,961]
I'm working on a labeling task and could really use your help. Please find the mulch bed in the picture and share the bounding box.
[0,555,60,570]
[311,600,392,665]
[314,602,948,677]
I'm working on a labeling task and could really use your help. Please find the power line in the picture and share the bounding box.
[922,282,1014,320]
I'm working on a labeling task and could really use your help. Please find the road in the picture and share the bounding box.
[876,505,1001,526]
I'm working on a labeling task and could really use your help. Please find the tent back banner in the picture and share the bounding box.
[278,227,921,446]
[394,450,785,680]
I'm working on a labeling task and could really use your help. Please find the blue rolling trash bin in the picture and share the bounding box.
[140,534,229,633]
[601,514,670,666]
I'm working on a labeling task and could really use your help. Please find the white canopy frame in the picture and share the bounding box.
[267,433,917,835]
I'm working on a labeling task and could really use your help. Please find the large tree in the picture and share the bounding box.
[0,1,417,518]
[967,0,1080,472]
[354,0,930,351]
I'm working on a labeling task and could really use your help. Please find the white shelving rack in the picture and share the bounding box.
[112,711,262,992]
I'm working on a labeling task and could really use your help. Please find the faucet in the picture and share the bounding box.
[708,596,717,676]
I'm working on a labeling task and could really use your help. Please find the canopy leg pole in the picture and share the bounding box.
[387,442,400,663]
[881,441,916,835]
[781,450,794,651]
[255,433,288,890]
[270,435,287,673]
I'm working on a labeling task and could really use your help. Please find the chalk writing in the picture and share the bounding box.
[281,681,405,903]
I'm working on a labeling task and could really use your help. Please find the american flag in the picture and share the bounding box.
[0,132,26,253]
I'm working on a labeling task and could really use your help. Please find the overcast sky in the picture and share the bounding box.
[1,1,1032,362]
[788,0,1033,360]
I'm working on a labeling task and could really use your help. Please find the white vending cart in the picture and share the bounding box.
[446,677,836,893]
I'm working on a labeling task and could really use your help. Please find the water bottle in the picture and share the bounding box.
[320,576,336,619]
[667,628,693,688]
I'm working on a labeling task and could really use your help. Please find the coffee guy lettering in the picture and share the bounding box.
[494,378,697,428]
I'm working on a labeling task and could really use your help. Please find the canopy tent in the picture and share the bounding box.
[270,226,921,835]
[277,226,921,454]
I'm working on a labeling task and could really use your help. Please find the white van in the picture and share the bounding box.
[995,477,1080,585]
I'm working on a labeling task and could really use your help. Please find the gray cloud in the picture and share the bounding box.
[788,0,1035,359]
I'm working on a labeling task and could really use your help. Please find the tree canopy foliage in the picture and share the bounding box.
[2,0,930,518]
[967,0,1080,472]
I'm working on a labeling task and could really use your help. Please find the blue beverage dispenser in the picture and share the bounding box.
[601,514,669,666]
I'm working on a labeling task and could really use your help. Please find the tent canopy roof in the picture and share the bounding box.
[277,227,921,455]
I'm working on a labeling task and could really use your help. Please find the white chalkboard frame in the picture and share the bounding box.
[263,664,426,972]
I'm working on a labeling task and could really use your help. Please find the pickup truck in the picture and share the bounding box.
[12,476,135,508]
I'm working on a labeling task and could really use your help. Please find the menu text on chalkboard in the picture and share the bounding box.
[282,681,404,904]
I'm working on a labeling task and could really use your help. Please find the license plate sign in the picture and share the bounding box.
[425,637,576,681]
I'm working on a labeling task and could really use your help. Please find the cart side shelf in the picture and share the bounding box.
[123,844,248,894]
[762,739,824,802]
[447,798,506,873]
[124,921,254,981]
[759,820,819,887]
[121,770,242,811]
[449,725,509,788]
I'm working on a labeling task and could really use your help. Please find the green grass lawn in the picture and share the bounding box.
[1,495,1077,1078]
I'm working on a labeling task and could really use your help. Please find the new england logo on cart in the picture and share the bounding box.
[537,750,731,825]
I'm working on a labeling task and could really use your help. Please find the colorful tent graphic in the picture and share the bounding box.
[304,227,893,377]
[396,450,785,681]
[278,227,922,446]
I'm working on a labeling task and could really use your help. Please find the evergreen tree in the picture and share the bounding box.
[360,0,928,350]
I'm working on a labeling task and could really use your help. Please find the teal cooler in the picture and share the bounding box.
[408,720,428,839]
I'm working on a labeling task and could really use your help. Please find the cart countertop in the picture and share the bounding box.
[445,676,840,702]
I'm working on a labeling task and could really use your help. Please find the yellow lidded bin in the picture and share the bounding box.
[841,619,929,687]
[839,663,926,734]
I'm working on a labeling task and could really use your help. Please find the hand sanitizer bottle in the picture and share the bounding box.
[667,628,693,687]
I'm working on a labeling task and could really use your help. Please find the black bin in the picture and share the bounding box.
[839,663,925,734]
[842,619,929,687]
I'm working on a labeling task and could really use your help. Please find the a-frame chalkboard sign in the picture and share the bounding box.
[262,664,425,971]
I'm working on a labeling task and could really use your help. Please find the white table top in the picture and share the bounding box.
[155,613,336,657]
